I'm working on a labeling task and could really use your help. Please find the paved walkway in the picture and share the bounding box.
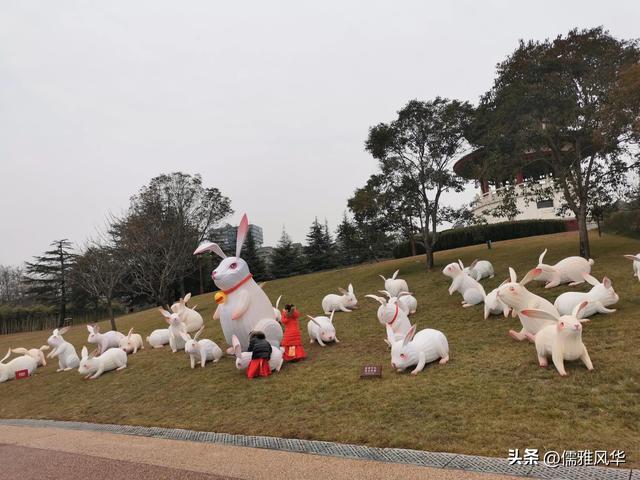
[0,420,634,480]
[0,423,517,480]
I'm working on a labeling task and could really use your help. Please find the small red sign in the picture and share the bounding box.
[360,364,382,379]
[15,369,29,380]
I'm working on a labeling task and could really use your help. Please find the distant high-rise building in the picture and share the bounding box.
[211,223,264,252]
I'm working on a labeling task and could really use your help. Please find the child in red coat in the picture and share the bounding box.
[281,304,307,362]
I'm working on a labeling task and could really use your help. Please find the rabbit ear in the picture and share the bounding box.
[194,241,227,258]
[194,326,205,340]
[235,214,249,258]
[508,267,517,283]
[183,293,191,304]
[81,346,88,359]
[582,272,599,286]
[329,310,335,323]
[231,335,242,357]
[392,270,399,279]
[179,332,190,342]
[602,277,612,289]
[348,284,354,294]
[158,308,172,319]
[538,249,548,264]
[520,308,559,322]
[378,290,392,298]
[275,295,282,310]
[0,348,11,363]
[307,315,322,327]
[127,328,134,339]
[59,326,70,335]
[520,268,541,286]
[378,274,387,281]
[40,345,50,351]
[93,324,100,334]
[338,287,348,295]
[402,325,417,347]
[458,259,464,269]
[53,328,60,337]
[470,259,478,269]
[11,348,28,355]
[86,325,94,334]
[572,300,590,319]
[398,291,412,297]
[365,294,386,305]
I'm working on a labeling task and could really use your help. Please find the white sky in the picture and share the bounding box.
[1,1,638,265]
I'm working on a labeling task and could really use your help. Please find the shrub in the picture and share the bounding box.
[604,209,640,239]
[393,219,568,258]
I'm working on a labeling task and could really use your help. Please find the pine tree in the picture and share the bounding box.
[241,230,269,281]
[24,239,75,327]
[304,217,337,272]
[271,229,304,278]
[335,213,362,266]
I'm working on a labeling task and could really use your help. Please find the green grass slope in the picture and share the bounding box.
[1,231,639,465]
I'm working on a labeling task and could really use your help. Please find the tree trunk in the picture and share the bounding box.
[422,230,435,270]
[577,209,591,259]
[410,236,417,257]
[107,300,117,331]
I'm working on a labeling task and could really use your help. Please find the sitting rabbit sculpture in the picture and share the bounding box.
[624,254,640,282]
[194,214,283,352]
[378,270,409,298]
[442,261,485,307]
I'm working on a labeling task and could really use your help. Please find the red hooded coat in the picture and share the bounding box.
[281,308,307,361]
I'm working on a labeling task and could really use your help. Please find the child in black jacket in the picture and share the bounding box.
[246,331,272,378]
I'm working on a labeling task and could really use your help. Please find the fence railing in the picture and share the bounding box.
[0,310,113,336]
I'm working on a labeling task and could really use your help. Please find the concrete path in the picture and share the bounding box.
[0,424,518,480]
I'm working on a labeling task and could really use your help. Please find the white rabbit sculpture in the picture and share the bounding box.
[624,254,640,282]
[158,308,187,352]
[483,286,510,320]
[497,267,559,341]
[521,301,593,376]
[322,284,358,314]
[307,312,340,346]
[180,328,223,368]
[87,324,125,355]
[386,324,449,375]
[46,327,80,372]
[378,270,409,298]
[273,295,283,322]
[78,346,127,380]
[170,293,204,333]
[365,294,411,343]
[378,290,417,315]
[0,349,38,383]
[11,345,50,367]
[530,249,594,288]
[194,214,283,353]
[147,329,170,348]
[462,259,495,280]
[554,273,619,318]
[119,328,145,354]
[442,261,486,307]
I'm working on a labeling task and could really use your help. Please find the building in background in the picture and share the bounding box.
[453,149,573,224]
[211,223,264,251]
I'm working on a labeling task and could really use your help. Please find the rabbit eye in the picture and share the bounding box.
[230,262,237,269]
[560,322,565,327]
[509,286,515,291]
[400,353,406,358]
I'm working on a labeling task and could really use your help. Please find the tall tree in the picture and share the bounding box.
[335,213,364,266]
[240,230,269,281]
[366,98,473,268]
[72,243,126,331]
[0,266,25,305]
[470,27,640,258]
[112,172,232,305]
[24,239,75,327]
[270,229,305,279]
[304,217,336,272]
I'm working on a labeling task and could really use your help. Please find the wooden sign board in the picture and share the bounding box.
[360,364,382,379]
[15,369,29,380]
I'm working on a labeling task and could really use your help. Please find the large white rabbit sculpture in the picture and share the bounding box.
[624,254,640,282]
[378,270,409,298]
[531,249,594,288]
[521,301,593,376]
[442,261,486,307]
[554,273,619,318]
[170,293,204,333]
[46,327,80,372]
[497,267,559,341]
[194,214,283,352]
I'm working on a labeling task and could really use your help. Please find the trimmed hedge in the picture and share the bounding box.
[393,219,568,258]
[0,305,122,335]
[604,209,640,239]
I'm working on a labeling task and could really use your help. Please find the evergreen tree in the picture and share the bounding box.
[271,229,304,278]
[24,239,75,327]
[335,213,362,266]
[241,230,269,281]
[304,217,337,272]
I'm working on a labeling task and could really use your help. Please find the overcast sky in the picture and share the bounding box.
[1,1,638,265]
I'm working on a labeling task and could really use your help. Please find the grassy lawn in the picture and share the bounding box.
[1,231,639,466]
